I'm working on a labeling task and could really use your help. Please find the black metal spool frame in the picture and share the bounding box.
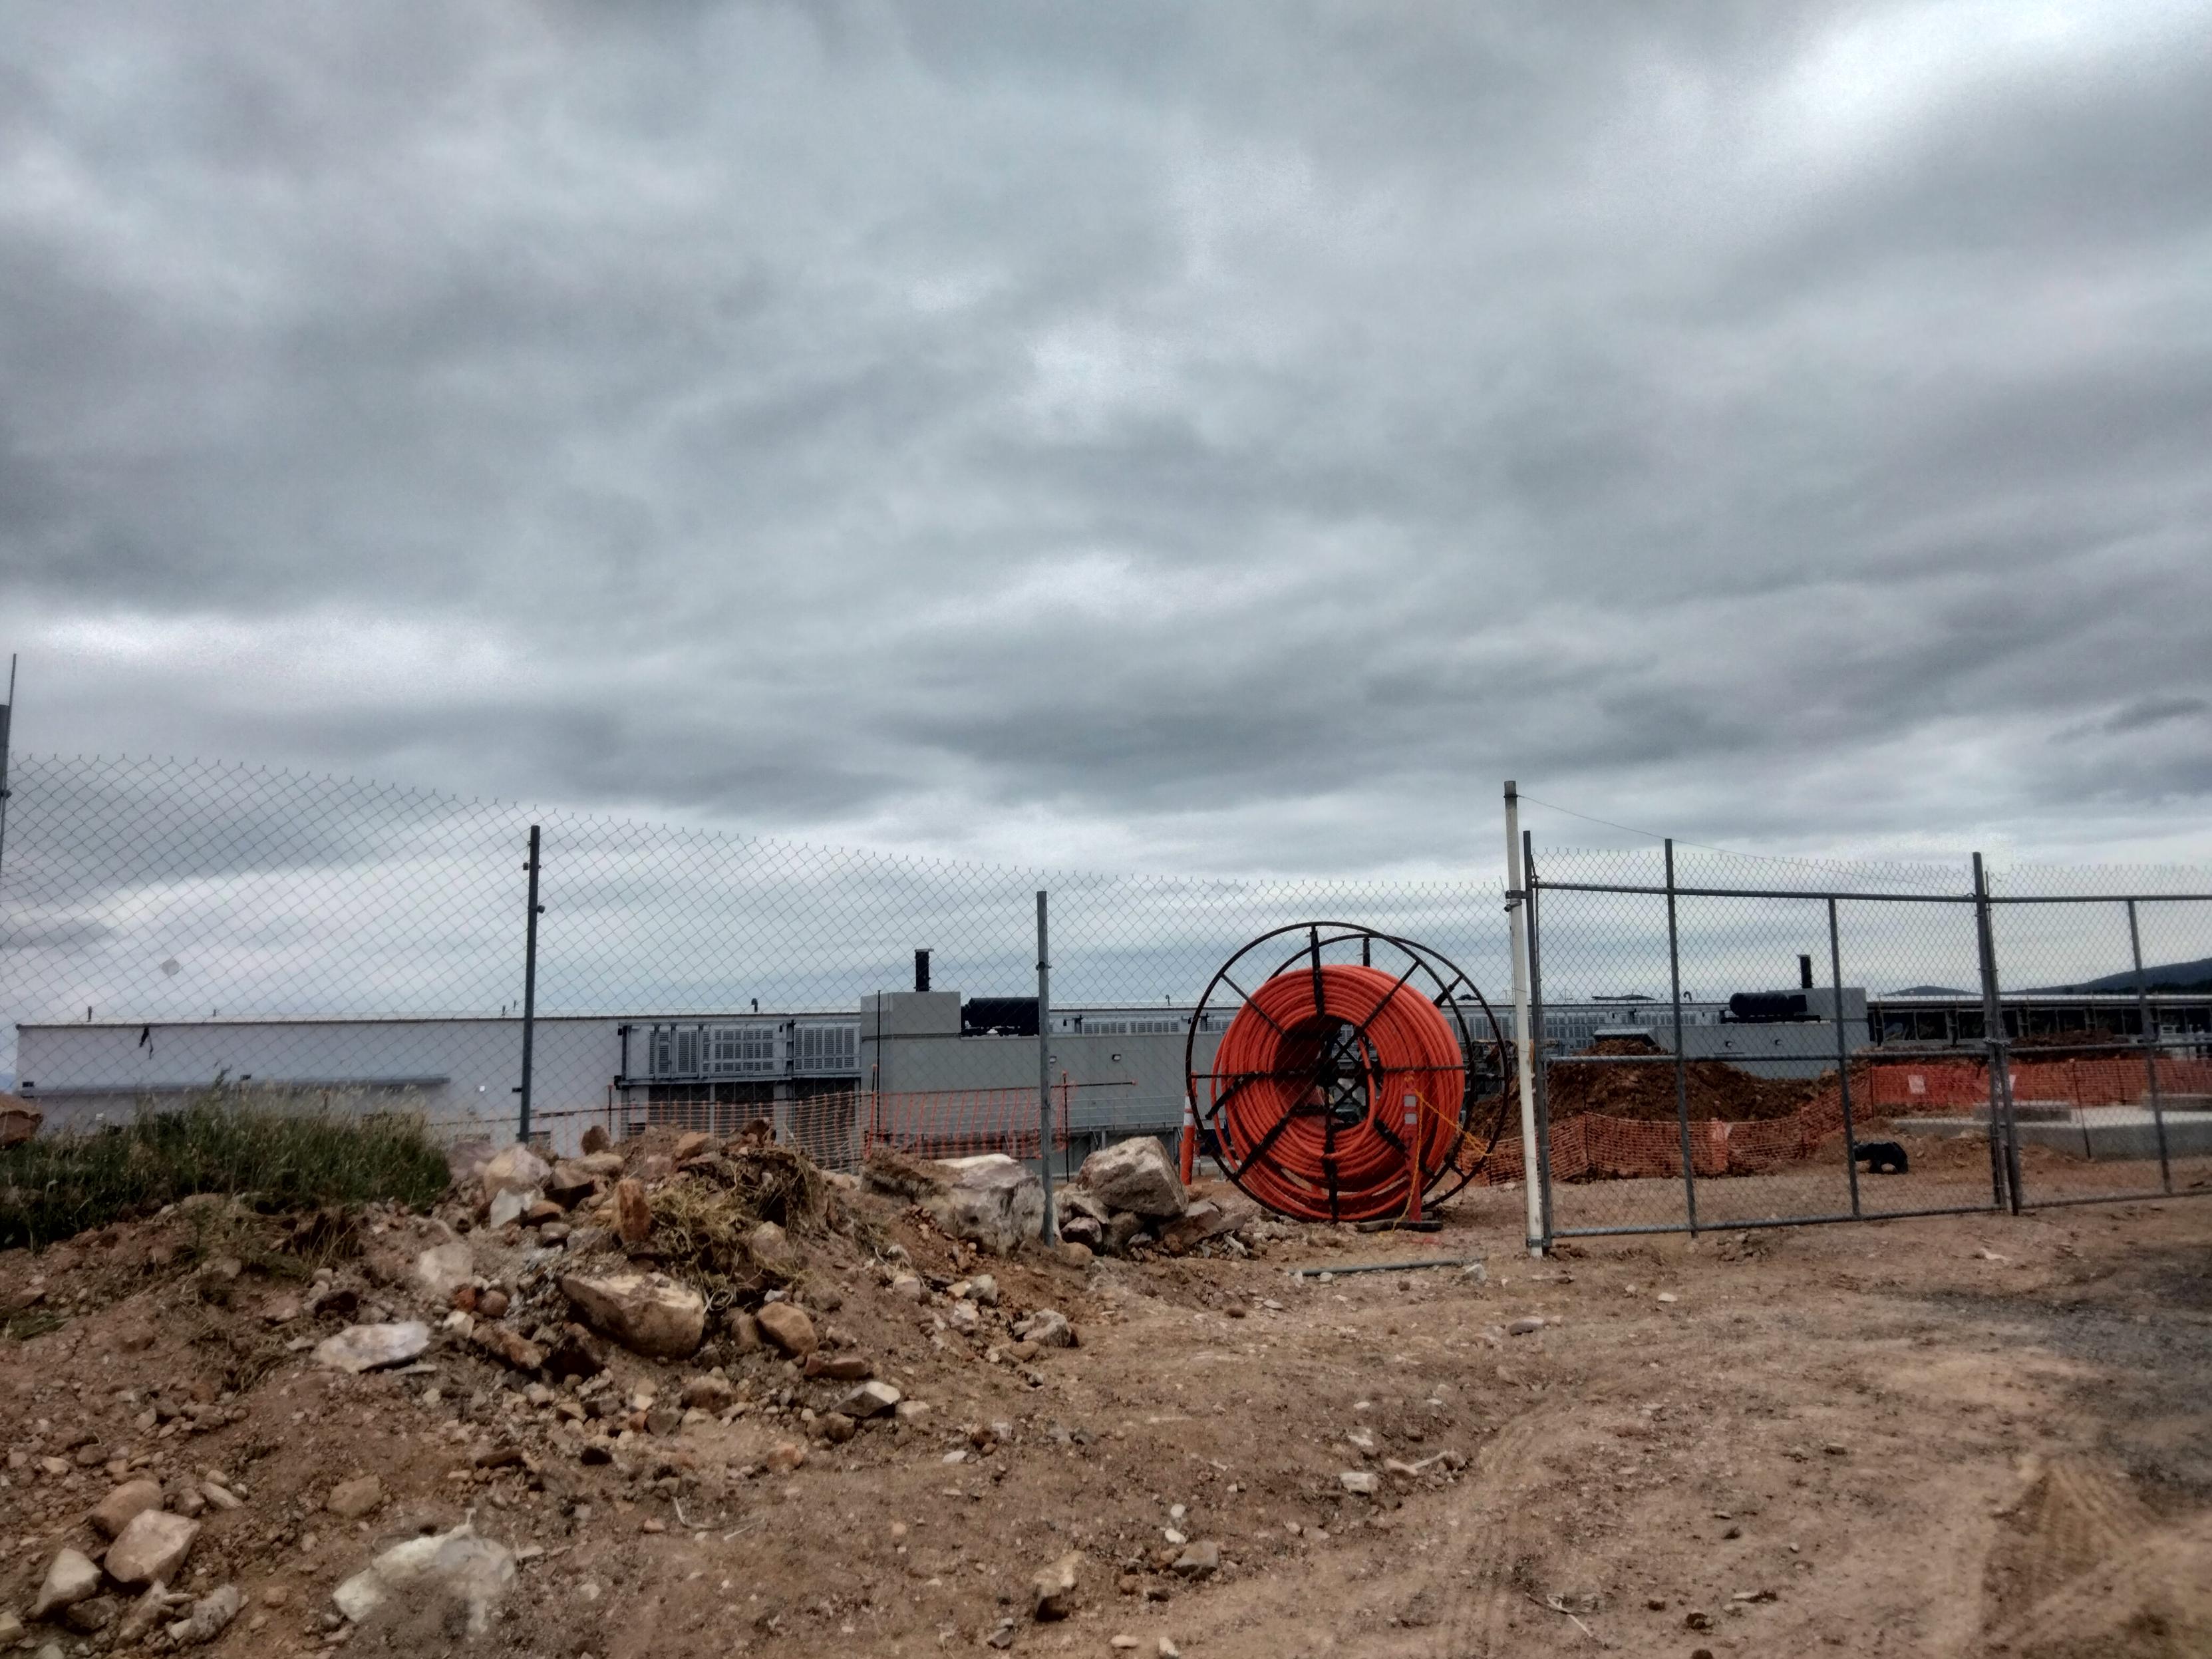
[1181,921,1511,1220]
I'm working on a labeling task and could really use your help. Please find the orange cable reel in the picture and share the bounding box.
[1182,925,1510,1224]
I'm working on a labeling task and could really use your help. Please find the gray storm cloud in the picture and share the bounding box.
[3,1,2210,875]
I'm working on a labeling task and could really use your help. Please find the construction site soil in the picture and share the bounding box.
[4,1137,2210,1659]
[1541,1037,1825,1124]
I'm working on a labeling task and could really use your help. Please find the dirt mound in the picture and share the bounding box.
[1546,1036,1823,1124]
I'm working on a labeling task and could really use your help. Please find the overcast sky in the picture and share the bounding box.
[5,1,2211,880]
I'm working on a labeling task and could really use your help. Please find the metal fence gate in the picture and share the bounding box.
[1520,839,2212,1245]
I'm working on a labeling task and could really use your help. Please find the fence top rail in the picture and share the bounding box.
[1529,879,1975,903]
[1529,879,2212,905]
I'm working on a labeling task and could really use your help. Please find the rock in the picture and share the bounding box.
[681,1375,737,1411]
[522,1198,565,1225]
[1339,1470,1380,1495]
[806,1352,873,1382]
[1172,1541,1219,1579]
[726,1310,762,1351]
[580,1124,613,1154]
[839,1380,902,1419]
[477,1288,510,1319]
[542,1325,607,1380]
[1056,1187,1112,1226]
[167,1584,240,1646]
[90,1477,164,1540]
[327,1476,383,1519]
[673,1130,714,1164]
[946,1299,981,1335]
[1030,1550,1084,1620]
[1507,1316,1544,1336]
[755,1302,818,1358]
[31,1548,102,1619]
[891,1272,924,1300]
[61,1594,117,1634]
[964,1273,1001,1306]
[413,1242,474,1301]
[480,1143,551,1201]
[560,1272,706,1360]
[1459,1261,1488,1283]
[486,1186,535,1229]
[748,1220,801,1278]
[105,1510,199,1588]
[1074,1137,1186,1218]
[936,1154,1048,1253]
[314,1321,431,1373]
[116,1585,186,1644]
[473,1324,546,1371]
[543,1162,599,1207]
[614,1179,652,1245]
[765,1441,808,1473]
[1013,1309,1075,1348]
[1060,1215,1104,1249]
[819,1412,856,1445]
[1104,1212,1149,1255]
[333,1521,515,1638]
[0,1092,43,1146]
[305,1281,359,1318]
[1160,1191,1261,1254]
[1056,1240,1096,1269]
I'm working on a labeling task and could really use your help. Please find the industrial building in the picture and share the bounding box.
[16,977,2208,1161]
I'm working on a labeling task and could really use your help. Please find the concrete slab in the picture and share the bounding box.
[1895,1107,2212,1160]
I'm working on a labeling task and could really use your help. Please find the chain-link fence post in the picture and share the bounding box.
[516,824,542,1146]
[1036,888,1056,1243]
[1524,830,1555,1250]
[1973,853,2023,1213]
[0,657,15,915]
[2125,897,2173,1193]
[1664,839,1700,1235]
[1504,781,1541,1255]
[1827,897,1864,1219]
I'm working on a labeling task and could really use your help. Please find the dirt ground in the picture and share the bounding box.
[5,1168,2211,1659]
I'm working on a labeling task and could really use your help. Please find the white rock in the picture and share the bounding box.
[30,1549,102,1618]
[925,1155,1046,1255]
[486,1186,534,1229]
[1074,1136,1187,1218]
[560,1271,706,1360]
[413,1242,474,1300]
[105,1509,200,1588]
[333,1521,515,1638]
[1014,1309,1074,1348]
[314,1322,431,1373]
[840,1380,903,1419]
[166,1584,241,1646]
[479,1143,550,1201]
[1338,1470,1380,1495]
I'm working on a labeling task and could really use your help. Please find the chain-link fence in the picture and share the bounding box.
[5,751,2209,1239]
[0,754,1510,1178]
[1521,839,2212,1241]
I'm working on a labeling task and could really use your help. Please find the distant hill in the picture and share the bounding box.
[1888,985,1974,997]
[2028,957,2212,994]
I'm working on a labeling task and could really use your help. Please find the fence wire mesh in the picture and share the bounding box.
[1524,841,2212,1239]
[4,752,2209,1234]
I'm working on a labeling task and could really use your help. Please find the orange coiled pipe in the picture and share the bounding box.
[1210,962,1465,1222]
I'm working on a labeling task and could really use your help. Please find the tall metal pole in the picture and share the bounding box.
[1828,897,1863,1219]
[1036,889,1057,1243]
[1504,782,1542,1255]
[2126,899,2173,1194]
[1972,853,2021,1213]
[1523,830,1555,1251]
[1664,840,1699,1235]
[517,825,543,1145]
[0,655,17,912]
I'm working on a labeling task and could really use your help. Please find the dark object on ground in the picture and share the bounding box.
[1854,1140,1910,1175]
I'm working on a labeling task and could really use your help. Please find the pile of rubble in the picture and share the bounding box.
[5,1124,1302,1652]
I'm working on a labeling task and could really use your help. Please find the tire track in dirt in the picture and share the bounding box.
[1972,1455,2212,1654]
[1427,1402,1563,1659]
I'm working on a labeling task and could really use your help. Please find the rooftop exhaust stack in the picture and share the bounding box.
[914,949,931,993]
[1799,954,1814,990]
